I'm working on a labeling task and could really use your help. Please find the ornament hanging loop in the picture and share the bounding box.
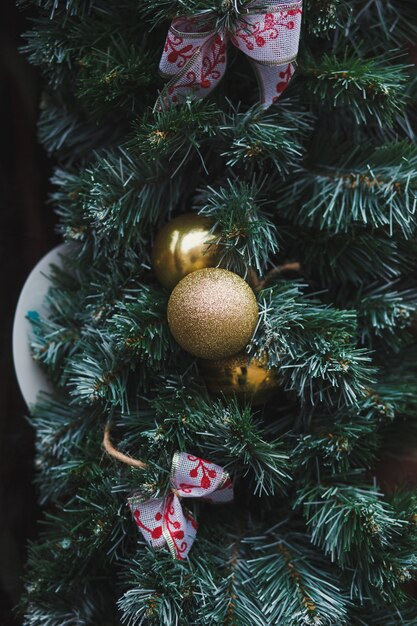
[103,423,147,470]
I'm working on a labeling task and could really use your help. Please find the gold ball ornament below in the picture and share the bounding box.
[152,213,220,290]
[200,353,282,405]
[167,268,259,360]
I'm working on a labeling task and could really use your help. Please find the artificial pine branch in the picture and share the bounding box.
[18,0,417,623]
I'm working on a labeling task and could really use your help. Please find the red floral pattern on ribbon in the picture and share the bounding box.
[164,34,195,68]
[158,0,303,109]
[128,452,233,560]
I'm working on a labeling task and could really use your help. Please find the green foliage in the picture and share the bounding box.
[38,97,120,157]
[75,38,155,119]
[252,282,375,405]
[293,411,380,474]
[295,231,417,292]
[219,103,312,175]
[354,281,417,348]
[197,179,279,277]
[130,100,311,179]
[345,0,417,48]
[278,140,417,236]
[192,399,292,496]
[298,49,409,126]
[54,149,189,259]
[118,550,202,625]
[248,531,350,625]
[107,286,175,366]
[130,99,221,161]
[296,481,404,566]
[18,0,93,17]
[304,0,347,36]
[139,0,254,25]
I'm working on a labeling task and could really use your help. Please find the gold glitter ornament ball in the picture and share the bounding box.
[152,213,220,291]
[200,353,282,405]
[167,268,259,360]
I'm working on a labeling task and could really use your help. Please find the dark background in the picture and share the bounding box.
[0,1,56,623]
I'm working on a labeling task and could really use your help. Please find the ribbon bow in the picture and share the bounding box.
[158,0,303,109]
[128,452,233,560]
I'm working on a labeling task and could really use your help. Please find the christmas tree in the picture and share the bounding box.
[19,0,417,624]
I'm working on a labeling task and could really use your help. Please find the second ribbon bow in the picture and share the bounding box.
[128,452,233,560]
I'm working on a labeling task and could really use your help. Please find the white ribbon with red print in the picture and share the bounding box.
[128,452,233,560]
[158,0,303,109]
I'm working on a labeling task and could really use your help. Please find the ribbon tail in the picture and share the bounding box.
[162,494,198,560]
[251,60,295,109]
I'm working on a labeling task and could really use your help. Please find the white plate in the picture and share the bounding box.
[12,243,71,407]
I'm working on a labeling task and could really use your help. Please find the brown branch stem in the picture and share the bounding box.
[250,262,302,292]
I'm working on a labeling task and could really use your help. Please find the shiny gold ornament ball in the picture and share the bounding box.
[167,268,259,360]
[152,213,220,290]
[200,353,282,405]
